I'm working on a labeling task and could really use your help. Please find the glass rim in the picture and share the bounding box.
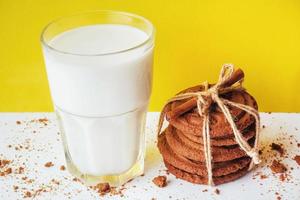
[40,10,155,57]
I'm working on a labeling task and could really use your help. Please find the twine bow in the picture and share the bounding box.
[157,64,261,186]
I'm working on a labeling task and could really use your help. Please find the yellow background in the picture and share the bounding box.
[0,0,300,112]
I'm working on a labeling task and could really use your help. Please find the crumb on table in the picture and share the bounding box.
[293,155,300,166]
[270,160,287,173]
[152,176,167,188]
[270,143,284,156]
[44,162,54,168]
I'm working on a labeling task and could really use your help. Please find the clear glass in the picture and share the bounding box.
[41,10,154,186]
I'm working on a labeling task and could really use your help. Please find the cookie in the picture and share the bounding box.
[167,89,258,138]
[165,126,253,162]
[177,124,256,147]
[171,85,247,119]
[157,131,251,177]
[164,160,250,185]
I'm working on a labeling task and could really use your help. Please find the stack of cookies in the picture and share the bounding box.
[157,67,260,185]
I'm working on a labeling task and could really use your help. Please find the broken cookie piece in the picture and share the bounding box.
[293,155,300,166]
[270,160,287,173]
[95,182,111,195]
[152,175,167,188]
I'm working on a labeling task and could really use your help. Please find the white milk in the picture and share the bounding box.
[42,25,153,175]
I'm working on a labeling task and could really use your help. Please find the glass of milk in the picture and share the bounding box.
[41,11,154,186]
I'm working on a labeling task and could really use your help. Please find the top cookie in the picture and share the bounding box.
[166,85,258,138]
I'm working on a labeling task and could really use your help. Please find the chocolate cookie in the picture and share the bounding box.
[158,131,251,177]
[177,124,256,147]
[171,85,247,119]
[167,90,258,138]
[165,126,253,162]
[164,160,250,185]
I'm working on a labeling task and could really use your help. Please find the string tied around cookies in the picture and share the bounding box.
[157,64,261,186]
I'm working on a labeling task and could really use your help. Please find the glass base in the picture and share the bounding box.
[65,150,144,187]
[55,105,147,187]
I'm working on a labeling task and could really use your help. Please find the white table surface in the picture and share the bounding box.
[0,112,299,200]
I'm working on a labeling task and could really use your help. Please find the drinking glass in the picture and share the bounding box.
[41,10,155,186]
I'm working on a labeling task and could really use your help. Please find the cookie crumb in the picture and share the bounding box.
[94,183,111,196]
[60,165,66,171]
[279,174,286,182]
[215,188,220,195]
[260,174,268,179]
[72,177,80,182]
[270,143,284,156]
[17,166,24,174]
[270,160,287,173]
[0,159,11,168]
[4,167,12,175]
[293,155,300,166]
[13,185,19,191]
[24,191,32,198]
[152,175,167,188]
[44,162,54,167]
[38,118,49,125]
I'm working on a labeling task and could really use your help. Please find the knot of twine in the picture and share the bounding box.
[157,64,261,186]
